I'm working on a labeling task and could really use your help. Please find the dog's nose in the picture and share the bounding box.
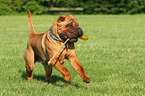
[77,28,83,37]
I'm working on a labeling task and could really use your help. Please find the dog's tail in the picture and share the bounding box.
[27,10,36,38]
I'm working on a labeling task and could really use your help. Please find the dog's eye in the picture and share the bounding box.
[66,23,73,28]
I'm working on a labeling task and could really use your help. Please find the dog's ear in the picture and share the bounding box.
[58,15,66,22]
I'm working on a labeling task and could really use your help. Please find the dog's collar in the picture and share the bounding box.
[49,27,60,41]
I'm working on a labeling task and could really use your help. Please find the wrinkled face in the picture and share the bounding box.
[56,15,83,43]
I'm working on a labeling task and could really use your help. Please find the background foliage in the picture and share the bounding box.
[0,0,145,15]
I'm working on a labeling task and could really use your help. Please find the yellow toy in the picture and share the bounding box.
[79,35,88,40]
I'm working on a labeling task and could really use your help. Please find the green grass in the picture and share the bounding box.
[0,15,145,96]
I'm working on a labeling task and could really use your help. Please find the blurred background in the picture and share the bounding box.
[0,0,145,15]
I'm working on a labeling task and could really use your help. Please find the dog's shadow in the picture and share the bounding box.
[20,70,64,83]
[19,70,80,88]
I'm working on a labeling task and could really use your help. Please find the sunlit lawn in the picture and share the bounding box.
[0,15,145,95]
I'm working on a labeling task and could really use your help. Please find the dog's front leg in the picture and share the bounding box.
[51,60,71,82]
[68,51,90,83]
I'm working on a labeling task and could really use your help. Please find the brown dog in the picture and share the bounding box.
[24,10,90,83]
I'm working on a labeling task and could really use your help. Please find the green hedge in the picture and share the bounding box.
[0,3,13,15]
[0,0,145,15]
[81,0,145,14]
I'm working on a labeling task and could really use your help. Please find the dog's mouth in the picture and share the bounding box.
[59,33,78,43]
[69,37,78,42]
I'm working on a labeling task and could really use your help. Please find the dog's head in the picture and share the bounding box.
[52,15,83,43]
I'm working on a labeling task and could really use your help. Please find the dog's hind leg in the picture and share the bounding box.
[43,63,52,82]
[24,48,35,81]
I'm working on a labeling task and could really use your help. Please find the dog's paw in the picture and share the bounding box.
[83,77,90,83]
[64,76,71,82]
[27,76,33,81]
[64,73,71,82]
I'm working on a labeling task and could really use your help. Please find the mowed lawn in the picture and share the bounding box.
[0,15,145,95]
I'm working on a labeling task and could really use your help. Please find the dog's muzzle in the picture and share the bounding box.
[59,28,83,43]
[59,33,78,43]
